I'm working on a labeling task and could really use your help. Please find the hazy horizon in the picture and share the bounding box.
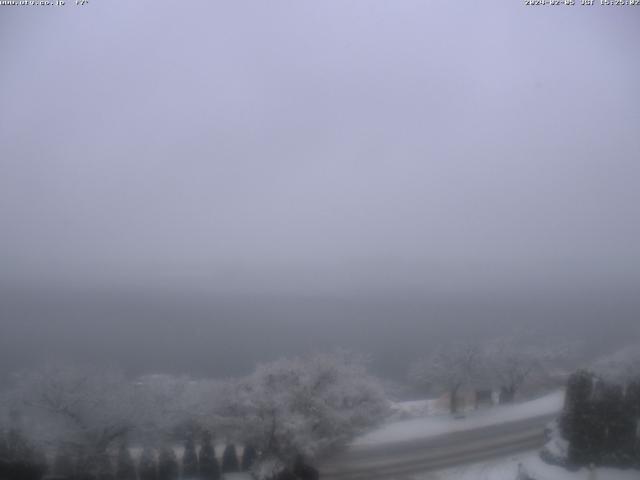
[1,2,639,380]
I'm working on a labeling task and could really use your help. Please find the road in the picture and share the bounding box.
[318,413,556,480]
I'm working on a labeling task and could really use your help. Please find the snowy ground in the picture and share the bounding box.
[409,451,531,480]
[410,451,640,480]
[352,391,564,447]
[388,398,438,420]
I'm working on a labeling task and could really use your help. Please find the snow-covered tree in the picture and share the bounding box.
[561,369,596,464]
[560,369,638,467]
[0,354,388,477]
[221,444,239,473]
[182,435,199,478]
[115,442,136,480]
[293,455,319,480]
[592,344,640,385]
[157,445,179,480]
[0,414,47,480]
[138,446,157,480]
[225,352,388,463]
[6,364,139,477]
[198,431,220,480]
[241,444,257,471]
[131,373,216,442]
[409,342,481,414]
[483,338,548,403]
[249,456,286,480]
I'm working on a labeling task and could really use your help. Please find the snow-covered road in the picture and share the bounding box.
[319,413,555,480]
[318,392,565,480]
[353,391,564,447]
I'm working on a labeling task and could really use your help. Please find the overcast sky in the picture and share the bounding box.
[2,1,639,295]
[1,2,639,376]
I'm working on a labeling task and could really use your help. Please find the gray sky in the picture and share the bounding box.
[1,2,639,376]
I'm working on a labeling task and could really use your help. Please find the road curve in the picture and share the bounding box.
[318,413,556,480]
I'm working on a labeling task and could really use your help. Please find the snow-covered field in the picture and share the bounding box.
[352,391,564,447]
[411,451,640,480]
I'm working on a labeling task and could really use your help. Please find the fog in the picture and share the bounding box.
[1,2,639,380]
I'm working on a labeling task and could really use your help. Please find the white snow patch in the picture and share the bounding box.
[389,398,440,420]
[409,451,531,480]
[540,420,569,464]
[409,451,640,480]
[522,454,640,480]
[250,456,286,480]
[352,391,564,447]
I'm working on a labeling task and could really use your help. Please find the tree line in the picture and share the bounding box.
[560,369,640,468]
[0,352,387,480]
[408,337,578,414]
